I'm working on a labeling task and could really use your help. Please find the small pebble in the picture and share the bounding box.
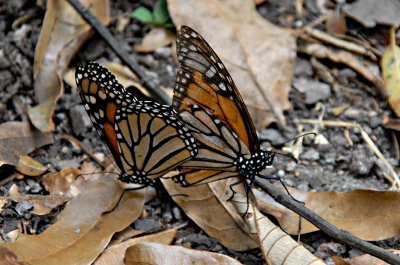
[15,200,33,216]
[301,149,320,161]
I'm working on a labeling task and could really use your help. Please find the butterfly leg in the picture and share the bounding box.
[258,174,303,204]
[226,179,243,202]
[103,185,147,215]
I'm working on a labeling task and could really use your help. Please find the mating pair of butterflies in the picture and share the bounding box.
[75,26,275,192]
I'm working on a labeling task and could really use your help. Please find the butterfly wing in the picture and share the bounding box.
[114,100,198,183]
[170,104,250,186]
[76,62,198,186]
[173,25,259,151]
[75,62,130,171]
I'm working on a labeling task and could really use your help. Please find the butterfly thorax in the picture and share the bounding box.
[119,172,156,186]
[235,150,275,178]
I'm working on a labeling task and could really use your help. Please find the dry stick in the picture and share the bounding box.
[67,0,170,104]
[303,27,377,61]
[254,179,400,265]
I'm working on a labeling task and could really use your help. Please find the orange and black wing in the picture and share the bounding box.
[173,25,259,151]
[114,100,198,183]
[171,104,249,186]
[75,62,130,171]
[76,62,198,186]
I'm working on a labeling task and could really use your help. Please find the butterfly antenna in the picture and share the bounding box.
[270,132,317,152]
[271,151,298,164]
[269,132,317,163]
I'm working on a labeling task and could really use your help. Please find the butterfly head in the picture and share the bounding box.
[236,150,275,178]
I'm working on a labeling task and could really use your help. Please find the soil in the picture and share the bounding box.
[0,0,398,264]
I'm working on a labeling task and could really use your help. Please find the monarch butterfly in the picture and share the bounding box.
[171,26,276,194]
[75,62,198,187]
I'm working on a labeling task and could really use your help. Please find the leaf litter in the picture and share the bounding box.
[1,0,400,264]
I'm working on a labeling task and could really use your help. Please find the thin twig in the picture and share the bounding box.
[67,0,170,104]
[303,27,377,61]
[254,179,400,265]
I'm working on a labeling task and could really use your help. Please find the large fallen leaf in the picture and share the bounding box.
[343,0,400,28]
[29,0,109,132]
[0,121,53,167]
[94,229,177,265]
[161,175,257,251]
[2,175,146,265]
[256,188,400,241]
[167,0,296,129]
[134,28,175,52]
[0,246,29,265]
[228,186,323,265]
[42,166,107,197]
[381,26,400,117]
[125,243,243,265]
[333,249,400,265]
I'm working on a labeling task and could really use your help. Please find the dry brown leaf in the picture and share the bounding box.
[333,249,400,265]
[167,0,296,129]
[0,246,29,265]
[94,229,177,265]
[0,121,53,167]
[125,243,243,265]
[2,175,146,265]
[381,26,400,117]
[42,167,108,197]
[256,188,400,240]
[228,187,323,265]
[162,175,257,251]
[134,28,175,52]
[15,155,47,177]
[326,9,347,35]
[343,0,400,28]
[29,0,109,132]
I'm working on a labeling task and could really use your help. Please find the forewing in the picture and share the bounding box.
[173,26,259,151]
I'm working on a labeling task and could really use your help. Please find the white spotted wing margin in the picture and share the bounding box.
[114,99,198,184]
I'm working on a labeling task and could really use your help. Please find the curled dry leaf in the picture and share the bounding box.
[0,246,29,265]
[256,188,400,241]
[381,26,400,117]
[0,121,53,168]
[2,175,146,265]
[229,191,323,265]
[167,0,296,129]
[29,0,109,132]
[333,249,400,265]
[42,166,107,198]
[134,28,175,52]
[124,242,243,265]
[161,175,257,251]
[94,229,177,265]
[15,155,47,177]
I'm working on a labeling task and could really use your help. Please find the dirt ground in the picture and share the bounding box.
[0,0,399,264]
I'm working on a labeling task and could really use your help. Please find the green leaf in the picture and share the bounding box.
[130,7,153,24]
[153,0,170,25]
